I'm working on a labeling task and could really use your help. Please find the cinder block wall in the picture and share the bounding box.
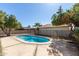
[0,26,71,37]
[39,26,70,37]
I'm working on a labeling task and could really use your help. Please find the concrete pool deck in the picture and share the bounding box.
[1,35,79,56]
[0,36,54,56]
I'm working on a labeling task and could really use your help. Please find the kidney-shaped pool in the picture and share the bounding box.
[16,35,50,44]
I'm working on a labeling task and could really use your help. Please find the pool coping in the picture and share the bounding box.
[13,34,53,45]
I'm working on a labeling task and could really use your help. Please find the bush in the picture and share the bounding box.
[74,28,79,35]
[73,28,79,42]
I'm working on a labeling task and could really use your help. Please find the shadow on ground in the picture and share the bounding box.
[51,39,79,56]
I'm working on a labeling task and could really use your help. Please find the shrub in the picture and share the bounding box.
[74,28,79,35]
[73,28,79,42]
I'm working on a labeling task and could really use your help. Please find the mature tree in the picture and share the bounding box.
[0,11,22,36]
[5,15,22,36]
[51,14,58,25]
[51,4,79,27]
[33,23,42,34]
[0,11,7,35]
[51,6,64,25]
[73,3,79,13]
[65,3,79,26]
[33,23,42,28]
[27,25,31,28]
[71,3,79,26]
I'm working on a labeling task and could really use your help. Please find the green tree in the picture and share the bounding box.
[33,23,42,34]
[73,3,79,13]
[51,4,79,26]
[27,25,31,28]
[72,3,79,26]
[33,23,42,28]
[51,14,58,25]
[0,11,8,35]
[51,6,65,25]
[0,11,22,36]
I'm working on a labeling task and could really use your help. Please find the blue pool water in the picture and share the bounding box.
[17,35,49,43]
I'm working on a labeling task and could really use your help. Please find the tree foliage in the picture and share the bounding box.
[51,6,65,25]
[33,23,42,28]
[27,25,31,28]
[51,3,79,27]
[0,10,22,36]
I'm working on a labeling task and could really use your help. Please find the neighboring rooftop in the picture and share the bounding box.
[41,24,68,28]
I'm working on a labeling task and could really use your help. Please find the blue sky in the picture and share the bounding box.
[0,3,74,27]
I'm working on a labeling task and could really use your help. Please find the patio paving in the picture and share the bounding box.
[36,45,54,56]
[0,36,52,56]
[1,36,79,56]
[51,39,79,56]
[1,37,21,48]
[3,44,36,56]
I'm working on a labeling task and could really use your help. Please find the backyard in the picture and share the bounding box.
[0,3,79,56]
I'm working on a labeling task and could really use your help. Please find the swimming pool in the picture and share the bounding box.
[16,35,49,43]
